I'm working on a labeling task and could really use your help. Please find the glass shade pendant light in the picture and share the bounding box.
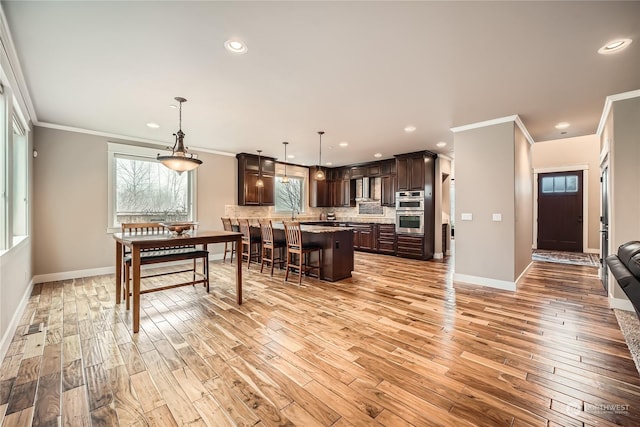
[256,149,264,188]
[315,131,326,181]
[281,141,290,184]
[157,97,202,173]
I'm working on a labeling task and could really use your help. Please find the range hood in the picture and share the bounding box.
[354,177,381,201]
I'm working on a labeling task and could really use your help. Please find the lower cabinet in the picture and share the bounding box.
[350,223,376,251]
[396,234,425,259]
[377,224,396,254]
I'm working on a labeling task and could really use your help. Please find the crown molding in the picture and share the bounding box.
[596,88,640,137]
[35,121,236,157]
[0,4,37,125]
[450,114,534,145]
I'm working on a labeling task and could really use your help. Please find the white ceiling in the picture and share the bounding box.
[2,1,639,166]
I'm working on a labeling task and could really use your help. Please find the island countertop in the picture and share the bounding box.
[272,222,353,233]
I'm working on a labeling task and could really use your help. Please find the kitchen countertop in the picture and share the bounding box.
[272,223,354,233]
[300,220,395,225]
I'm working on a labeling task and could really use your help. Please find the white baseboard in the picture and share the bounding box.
[610,296,635,311]
[515,261,533,287]
[33,266,115,284]
[585,248,600,255]
[32,252,226,285]
[433,252,444,260]
[453,273,516,291]
[0,278,34,363]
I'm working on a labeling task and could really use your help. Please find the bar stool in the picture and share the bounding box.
[239,218,261,269]
[221,217,236,263]
[258,219,286,276]
[283,221,322,286]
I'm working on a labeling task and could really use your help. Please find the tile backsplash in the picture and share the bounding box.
[225,203,395,224]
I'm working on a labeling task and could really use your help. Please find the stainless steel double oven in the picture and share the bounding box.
[395,190,424,235]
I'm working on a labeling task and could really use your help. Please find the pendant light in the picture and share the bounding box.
[315,131,326,181]
[256,150,264,188]
[281,141,290,184]
[157,97,202,173]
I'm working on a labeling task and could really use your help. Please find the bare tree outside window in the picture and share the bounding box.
[114,156,191,225]
[276,177,304,219]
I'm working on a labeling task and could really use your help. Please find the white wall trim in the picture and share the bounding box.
[36,122,235,157]
[33,266,115,284]
[450,114,534,145]
[585,248,600,254]
[32,252,226,284]
[514,260,533,287]
[0,278,34,363]
[609,296,634,312]
[433,252,444,259]
[532,166,590,253]
[453,273,516,291]
[596,89,640,137]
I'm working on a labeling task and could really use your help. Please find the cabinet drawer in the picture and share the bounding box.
[396,234,424,257]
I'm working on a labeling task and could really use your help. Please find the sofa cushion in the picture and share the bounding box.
[617,241,640,266]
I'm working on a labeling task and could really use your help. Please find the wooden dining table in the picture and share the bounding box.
[113,230,243,333]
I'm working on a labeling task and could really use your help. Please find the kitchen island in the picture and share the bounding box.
[272,223,354,281]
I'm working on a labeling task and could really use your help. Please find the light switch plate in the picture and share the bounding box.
[461,213,473,221]
[492,213,502,222]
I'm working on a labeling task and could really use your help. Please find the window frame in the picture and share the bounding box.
[107,142,198,233]
[273,162,307,215]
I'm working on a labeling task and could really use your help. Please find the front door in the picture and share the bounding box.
[601,166,609,291]
[537,171,583,252]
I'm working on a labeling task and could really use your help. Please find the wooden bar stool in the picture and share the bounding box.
[221,217,236,263]
[258,219,286,276]
[239,218,261,269]
[283,221,322,286]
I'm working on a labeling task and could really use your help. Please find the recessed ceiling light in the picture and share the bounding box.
[339,141,349,147]
[224,39,248,54]
[598,38,632,54]
[287,154,295,159]
[404,126,416,133]
[325,162,333,166]
[373,153,382,158]
[169,104,177,109]
[555,122,570,129]
[146,122,160,129]
[436,141,447,148]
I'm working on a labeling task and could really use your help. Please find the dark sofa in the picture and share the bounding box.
[605,241,640,316]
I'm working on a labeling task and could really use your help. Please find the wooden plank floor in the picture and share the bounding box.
[1,252,639,426]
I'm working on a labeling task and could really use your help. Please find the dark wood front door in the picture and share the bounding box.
[537,171,583,252]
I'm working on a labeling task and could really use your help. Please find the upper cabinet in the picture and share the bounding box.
[395,151,436,192]
[237,153,276,206]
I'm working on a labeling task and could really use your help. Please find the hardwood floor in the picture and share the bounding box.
[1,253,639,426]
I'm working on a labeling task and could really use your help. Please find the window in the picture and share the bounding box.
[0,88,6,249]
[108,143,196,230]
[541,175,579,194]
[275,176,305,214]
[11,116,28,242]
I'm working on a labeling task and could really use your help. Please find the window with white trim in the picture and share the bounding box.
[12,116,28,242]
[0,88,6,249]
[107,143,196,230]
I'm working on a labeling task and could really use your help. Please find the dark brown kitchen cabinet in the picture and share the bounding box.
[396,153,427,191]
[377,224,396,254]
[381,174,396,207]
[396,234,425,259]
[350,223,375,251]
[309,166,330,207]
[237,153,275,206]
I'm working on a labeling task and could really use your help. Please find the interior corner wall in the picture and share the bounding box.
[514,126,533,278]
[454,122,516,283]
[33,126,236,277]
[610,96,640,300]
[531,134,601,251]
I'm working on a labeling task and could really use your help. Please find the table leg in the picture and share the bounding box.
[236,236,243,304]
[115,241,122,303]
[133,247,141,333]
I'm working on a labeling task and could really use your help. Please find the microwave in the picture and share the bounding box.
[396,190,425,210]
